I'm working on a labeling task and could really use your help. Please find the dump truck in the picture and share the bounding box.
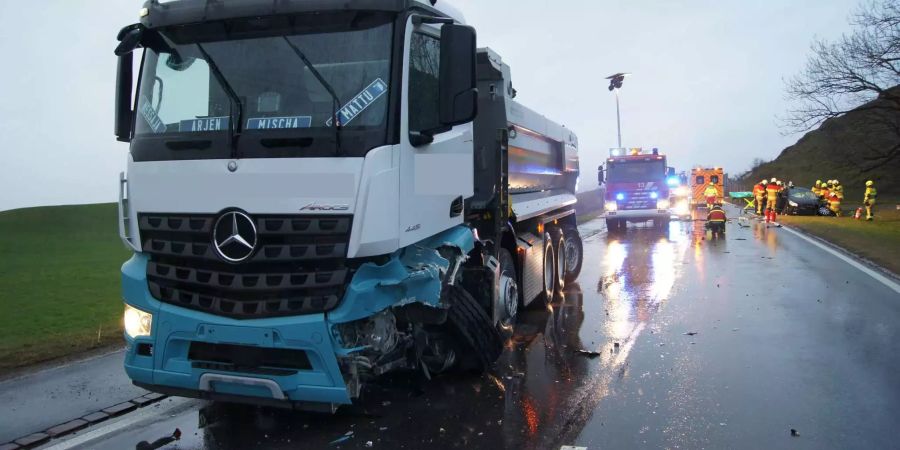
[113,0,583,411]
[600,148,674,231]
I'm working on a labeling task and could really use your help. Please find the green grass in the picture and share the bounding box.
[0,203,130,373]
[780,207,900,276]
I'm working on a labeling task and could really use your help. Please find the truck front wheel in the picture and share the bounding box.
[446,284,503,372]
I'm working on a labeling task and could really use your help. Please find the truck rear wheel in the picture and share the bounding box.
[541,232,555,302]
[563,228,583,283]
[553,230,566,294]
[445,284,503,372]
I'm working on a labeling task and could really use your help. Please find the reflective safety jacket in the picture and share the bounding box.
[820,187,830,199]
[865,186,877,202]
[834,185,844,200]
[707,208,727,222]
[811,185,821,196]
[704,186,719,198]
[766,183,781,203]
[753,184,766,198]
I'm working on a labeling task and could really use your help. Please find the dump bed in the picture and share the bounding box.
[470,48,579,220]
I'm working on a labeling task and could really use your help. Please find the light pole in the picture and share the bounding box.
[606,73,630,149]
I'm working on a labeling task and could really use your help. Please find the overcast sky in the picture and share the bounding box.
[0,0,859,211]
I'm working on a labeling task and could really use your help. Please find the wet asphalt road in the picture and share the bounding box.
[33,210,900,449]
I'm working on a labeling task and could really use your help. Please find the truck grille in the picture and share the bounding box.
[139,213,352,319]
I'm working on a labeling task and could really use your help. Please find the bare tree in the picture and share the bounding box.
[782,0,900,170]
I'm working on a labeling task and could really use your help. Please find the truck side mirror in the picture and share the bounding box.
[115,52,134,142]
[598,165,605,185]
[438,24,477,127]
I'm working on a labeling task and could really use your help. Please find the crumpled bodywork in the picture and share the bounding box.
[328,225,475,324]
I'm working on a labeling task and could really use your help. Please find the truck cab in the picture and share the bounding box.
[600,148,672,232]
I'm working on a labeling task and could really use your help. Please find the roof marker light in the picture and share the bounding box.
[139,7,149,17]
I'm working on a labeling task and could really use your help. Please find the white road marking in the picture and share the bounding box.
[42,397,197,450]
[780,225,900,294]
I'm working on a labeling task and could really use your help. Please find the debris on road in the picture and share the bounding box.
[365,441,374,448]
[329,431,354,446]
[576,349,602,358]
[791,428,800,437]
[684,332,698,336]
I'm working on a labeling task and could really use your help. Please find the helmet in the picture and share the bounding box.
[833,179,840,185]
[866,180,874,187]
[761,179,768,185]
[777,180,783,186]
[770,178,777,183]
[815,180,821,187]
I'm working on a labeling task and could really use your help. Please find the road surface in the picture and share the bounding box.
[8,209,900,450]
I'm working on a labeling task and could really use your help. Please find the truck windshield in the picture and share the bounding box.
[608,160,666,183]
[132,12,394,160]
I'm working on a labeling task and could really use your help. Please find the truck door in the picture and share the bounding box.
[398,22,474,247]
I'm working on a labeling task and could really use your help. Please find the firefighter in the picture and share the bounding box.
[765,178,781,225]
[864,180,877,221]
[833,179,844,201]
[812,180,822,197]
[776,180,787,213]
[704,182,718,209]
[820,180,831,202]
[828,189,842,216]
[706,202,727,237]
[753,179,767,215]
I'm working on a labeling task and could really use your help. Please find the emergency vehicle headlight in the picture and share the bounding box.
[605,202,618,211]
[124,304,152,339]
[657,199,670,209]
[667,177,679,187]
[616,193,625,201]
[650,192,659,200]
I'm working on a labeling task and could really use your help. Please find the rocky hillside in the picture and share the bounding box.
[740,87,899,204]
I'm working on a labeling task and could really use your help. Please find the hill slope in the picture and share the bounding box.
[0,203,130,372]
[741,88,900,203]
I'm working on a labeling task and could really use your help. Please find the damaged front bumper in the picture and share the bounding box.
[122,226,474,409]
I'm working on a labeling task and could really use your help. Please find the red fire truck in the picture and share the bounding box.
[599,148,674,232]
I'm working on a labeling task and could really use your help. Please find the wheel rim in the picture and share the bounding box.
[565,238,579,275]
[500,275,518,321]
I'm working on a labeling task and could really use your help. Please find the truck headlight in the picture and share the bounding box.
[789,201,798,207]
[657,199,670,209]
[605,202,618,211]
[124,304,152,338]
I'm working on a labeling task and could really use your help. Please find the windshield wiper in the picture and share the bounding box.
[196,43,243,158]
[282,37,343,156]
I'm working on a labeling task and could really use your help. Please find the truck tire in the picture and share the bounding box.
[553,230,566,294]
[541,232,555,302]
[445,284,503,372]
[606,219,619,233]
[562,227,583,283]
[497,248,519,324]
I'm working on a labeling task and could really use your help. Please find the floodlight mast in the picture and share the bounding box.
[606,72,630,149]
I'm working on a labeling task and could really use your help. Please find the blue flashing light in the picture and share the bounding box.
[667,176,680,187]
[616,193,625,201]
[650,192,659,199]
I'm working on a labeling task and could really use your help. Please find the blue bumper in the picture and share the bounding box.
[122,226,474,406]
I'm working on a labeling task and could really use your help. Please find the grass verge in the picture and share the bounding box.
[779,203,900,276]
[0,203,130,374]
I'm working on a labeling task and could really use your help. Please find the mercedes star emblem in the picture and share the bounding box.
[212,211,257,262]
